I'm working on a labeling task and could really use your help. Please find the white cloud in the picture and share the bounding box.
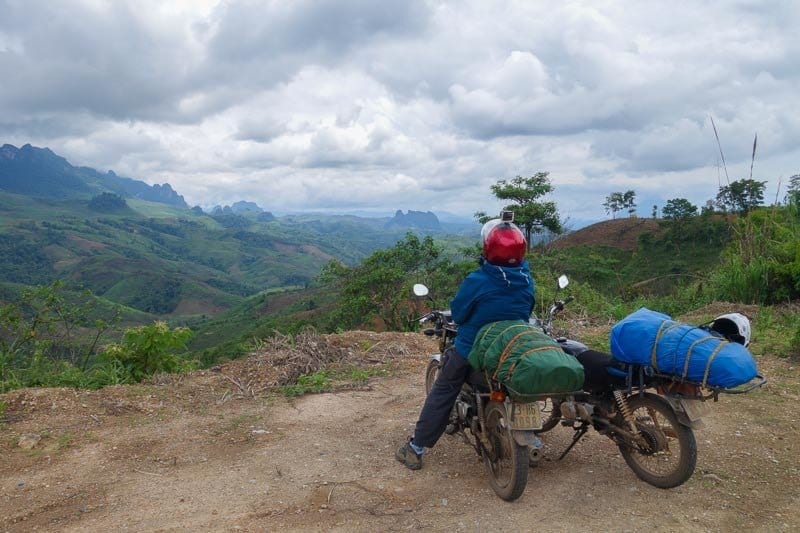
[0,0,798,221]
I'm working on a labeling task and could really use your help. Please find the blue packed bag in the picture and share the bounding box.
[610,308,757,388]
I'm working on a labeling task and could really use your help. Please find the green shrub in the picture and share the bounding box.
[97,321,195,382]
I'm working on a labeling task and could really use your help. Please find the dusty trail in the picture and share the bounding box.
[1,331,798,532]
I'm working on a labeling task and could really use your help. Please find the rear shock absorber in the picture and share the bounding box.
[614,390,638,434]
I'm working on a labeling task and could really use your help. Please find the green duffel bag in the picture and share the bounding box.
[468,320,584,395]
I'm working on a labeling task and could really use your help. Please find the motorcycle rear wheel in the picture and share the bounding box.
[482,401,529,501]
[618,393,697,489]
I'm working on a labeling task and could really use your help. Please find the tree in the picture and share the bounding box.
[652,205,658,219]
[604,190,636,219]
[715,179,767,214]
[786,174,800,205]
[701,199,716,216]
[603,192,623,219]
[661,198,698,221]
[623,190,637,217]
[320,233,471,331]
[484,173,562,248]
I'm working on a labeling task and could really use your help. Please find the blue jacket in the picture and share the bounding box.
[450,258,535,358]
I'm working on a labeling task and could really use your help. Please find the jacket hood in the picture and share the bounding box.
[479,257,532,288]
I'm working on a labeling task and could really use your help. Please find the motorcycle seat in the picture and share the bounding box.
[575,350,629,391]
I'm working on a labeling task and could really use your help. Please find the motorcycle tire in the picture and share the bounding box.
[617,393,697,489]
[482,401,529,501]
[424,359,440,396]
[425,359,459,434]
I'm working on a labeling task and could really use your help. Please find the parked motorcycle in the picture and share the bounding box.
[414,277,766,500]
[413,283,540,501]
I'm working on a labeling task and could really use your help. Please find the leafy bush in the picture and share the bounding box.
[1,282,197,391]
[0,281,120,391]
[98,322,195,382]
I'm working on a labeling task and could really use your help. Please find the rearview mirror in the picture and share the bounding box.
[557,275,569,289]
[413,284,429,297]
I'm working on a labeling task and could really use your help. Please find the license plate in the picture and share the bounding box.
[510,402,542,430]
[679,399,711,422]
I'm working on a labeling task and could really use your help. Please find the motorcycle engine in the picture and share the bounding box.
[456,399,471,421]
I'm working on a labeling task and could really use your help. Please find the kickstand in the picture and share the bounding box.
[558,424,589,461]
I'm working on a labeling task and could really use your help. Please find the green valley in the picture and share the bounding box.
[2,143,799,394]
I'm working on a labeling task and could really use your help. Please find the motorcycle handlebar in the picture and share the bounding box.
[417,309,451,324]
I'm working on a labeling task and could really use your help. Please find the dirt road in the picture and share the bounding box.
[2,331,798,532]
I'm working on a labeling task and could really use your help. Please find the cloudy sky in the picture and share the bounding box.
[1,0,798,223]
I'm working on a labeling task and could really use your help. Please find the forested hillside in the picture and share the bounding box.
[0,191,433,314]
[0,143,474,319]
[0,144,479,390]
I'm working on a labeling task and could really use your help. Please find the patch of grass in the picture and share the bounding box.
[56,433,73,451]
[336,366,388,386]
[279,366,389,397]
[752,306,800,359]
[791,323,800,360]
[579,329,612,353]
[281,370,333,397]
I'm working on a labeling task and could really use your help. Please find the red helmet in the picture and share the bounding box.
[481,219,526,266]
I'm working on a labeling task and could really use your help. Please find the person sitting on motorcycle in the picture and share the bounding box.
[396,216,535,470]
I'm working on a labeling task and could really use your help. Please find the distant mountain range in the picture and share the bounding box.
[0,143,467,233]
[0,143,187,207]
[0,143,477,323]
[386,209,440,230]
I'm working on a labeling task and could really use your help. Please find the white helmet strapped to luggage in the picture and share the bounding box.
[710,313,751,347]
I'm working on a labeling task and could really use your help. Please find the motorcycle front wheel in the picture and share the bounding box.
[424,359,440,395]
[482,401,529,501]
[617,393,697,489]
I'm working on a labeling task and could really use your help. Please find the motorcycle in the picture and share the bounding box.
[413,283,540,501]
[414,277,766,501]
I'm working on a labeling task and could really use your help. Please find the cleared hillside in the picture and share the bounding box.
[552,218,663,251]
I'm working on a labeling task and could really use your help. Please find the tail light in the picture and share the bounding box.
[490,390,506,402]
